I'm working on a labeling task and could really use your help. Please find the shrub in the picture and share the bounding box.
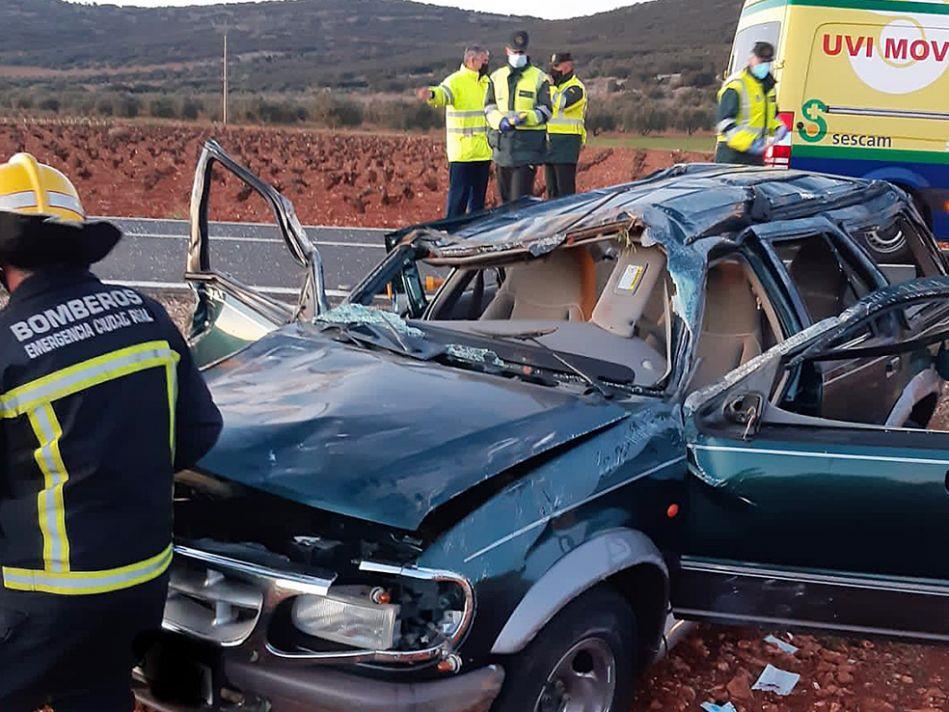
[116,95,141,118]
[149,96,177,119]
[181,97,202,120]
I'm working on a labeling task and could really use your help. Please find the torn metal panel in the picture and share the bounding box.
[198,325,628,531]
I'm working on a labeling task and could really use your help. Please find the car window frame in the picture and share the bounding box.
[758,227,888,329]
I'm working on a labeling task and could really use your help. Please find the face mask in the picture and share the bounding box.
[549,68,563,82]
[751,62,772,79]
[479,62,490,78]
[508,53,527,69]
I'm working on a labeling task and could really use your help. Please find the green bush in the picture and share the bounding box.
[181,97,203,120]
[149,96,177,119]
[116,94,141,118]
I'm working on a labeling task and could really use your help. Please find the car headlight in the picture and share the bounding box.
[291,586,400,650]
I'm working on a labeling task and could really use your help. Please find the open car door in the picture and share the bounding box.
[675,277,949,642]
[187,140,329,367]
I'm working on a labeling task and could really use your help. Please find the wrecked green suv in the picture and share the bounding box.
[136,142,949,712]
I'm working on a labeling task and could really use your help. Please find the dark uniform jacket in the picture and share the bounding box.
[484,62,553,168]
[0,267,221,596]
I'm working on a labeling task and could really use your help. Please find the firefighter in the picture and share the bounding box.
[0,153,222,711]
[544,52,587,198]
[418,45,492,218]
[715,41,787,166]
[484,30,553,202]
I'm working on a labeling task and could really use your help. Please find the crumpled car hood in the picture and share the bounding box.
[198,325,628,531]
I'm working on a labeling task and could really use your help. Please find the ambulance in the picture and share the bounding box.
[727,0,949,239]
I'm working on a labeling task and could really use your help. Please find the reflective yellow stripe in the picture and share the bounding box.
[28,404,70,573]
[2,544,173,595]
[0,341,179,418]
[446,110,485,118]
[165,360,177,459]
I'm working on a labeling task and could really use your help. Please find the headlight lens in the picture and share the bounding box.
[291,586,400,650]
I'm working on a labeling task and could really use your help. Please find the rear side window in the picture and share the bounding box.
[729,22,781,74]
[852,215,943,285]
[774,234,873,322]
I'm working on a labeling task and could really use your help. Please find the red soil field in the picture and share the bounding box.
[0,119,709,227]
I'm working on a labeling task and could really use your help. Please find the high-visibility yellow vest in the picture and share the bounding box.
[548,75,586,143]
[716,69,781,152]
[485,64,549,132]
[428,65,491,163]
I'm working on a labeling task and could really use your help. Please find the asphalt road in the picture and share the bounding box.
[96,216,389,300]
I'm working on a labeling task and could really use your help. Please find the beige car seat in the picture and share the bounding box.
[691,261,763,390]
[788,238,848,321]
[480,248,597,321]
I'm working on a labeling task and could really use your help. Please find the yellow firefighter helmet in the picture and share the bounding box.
[0,153,85,222]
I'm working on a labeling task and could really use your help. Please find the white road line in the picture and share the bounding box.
[103,278,352,299]
[96,215,387,233]
[117,231,384,249]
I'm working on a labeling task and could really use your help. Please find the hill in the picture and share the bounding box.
[0,0,743,93]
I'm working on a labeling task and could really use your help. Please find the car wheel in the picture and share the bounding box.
[492,585,636,712]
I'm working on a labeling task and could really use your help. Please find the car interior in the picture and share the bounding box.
[409,239,785,391]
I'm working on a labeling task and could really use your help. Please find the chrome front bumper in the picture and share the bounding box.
[135,662,505,712]
[138,544,487,711]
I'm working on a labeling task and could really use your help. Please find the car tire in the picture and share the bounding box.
[491,585,637,712]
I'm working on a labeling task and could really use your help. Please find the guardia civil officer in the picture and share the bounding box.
[545,52,587,198]
[484,30,553,202]
[0,153,222,711]
[418,45,492,217]
[715,41,788,165]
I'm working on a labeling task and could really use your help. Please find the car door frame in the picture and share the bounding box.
[672,278,949,643]
[749,217,923,424]
[185,141,331,366]
[188,139,330,327]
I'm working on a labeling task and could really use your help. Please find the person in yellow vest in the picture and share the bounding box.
[715,41,787,166]
[544,52,586,198]
[484,30,552,203]
[418,45,492,217]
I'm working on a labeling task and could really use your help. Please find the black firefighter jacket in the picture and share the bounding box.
[0,267,222,596]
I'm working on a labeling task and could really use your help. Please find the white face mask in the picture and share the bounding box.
[508,53,527,69]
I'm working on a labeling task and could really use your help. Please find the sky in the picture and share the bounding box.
[75,0,648,20]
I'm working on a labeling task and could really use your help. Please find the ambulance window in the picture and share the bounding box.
[729,22,781,74]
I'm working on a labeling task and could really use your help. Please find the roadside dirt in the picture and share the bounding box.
[0,119,709,228]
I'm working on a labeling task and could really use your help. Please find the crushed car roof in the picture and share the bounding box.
[399,164,899,259]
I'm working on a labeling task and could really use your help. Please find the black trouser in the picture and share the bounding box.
[0,573,168,711]
[544,163,578,199]
[496,165,537,203]
[714,142,764,166]
[445,160,491,218]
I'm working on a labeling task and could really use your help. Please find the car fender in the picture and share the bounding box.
[490,528,668,655]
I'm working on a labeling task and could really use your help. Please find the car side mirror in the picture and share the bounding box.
[723,392,764,440]
[936,343,949,381]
